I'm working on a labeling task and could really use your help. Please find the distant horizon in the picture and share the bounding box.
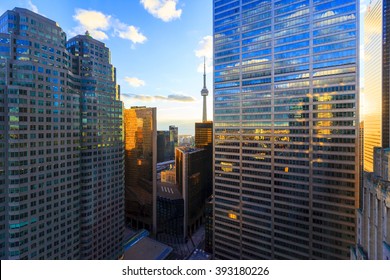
[158,118,211,136]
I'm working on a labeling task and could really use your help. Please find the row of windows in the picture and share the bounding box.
[215,25,356,54]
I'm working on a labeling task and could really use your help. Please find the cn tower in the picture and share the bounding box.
[201,57,209,122]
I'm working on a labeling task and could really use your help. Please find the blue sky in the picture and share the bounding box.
[0,0,371,134]
[0,0,212,135]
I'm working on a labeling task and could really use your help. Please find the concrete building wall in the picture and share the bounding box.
[352,148,390,260]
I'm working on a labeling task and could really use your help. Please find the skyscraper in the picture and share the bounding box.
[195,122,213,150]
[66,33,124,260]
[363,0,389,172]
[195,121,213,200]
[204,196,214,254]
[156,181,185,244]
[157,126,177,163]
[176,147,210,237]
[0,8,124,259]
[124,106,157,234]
[169,125,178,148]
[213,0,359,259]
[157,130,171,163]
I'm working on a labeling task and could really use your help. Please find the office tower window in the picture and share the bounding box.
[0,8,124,259]
[213,0,359,260]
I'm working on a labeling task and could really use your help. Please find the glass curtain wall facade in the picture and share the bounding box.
[124,107,157,234]
[0,8,123,259]
[195,121,214,201]
[195,121,213,150]
[213,0,359,259]
[66,34,124,260]
[363,0,385,172]
[157,130,171,163]
[0,8,80,260]
[176,147,210,238]
[169,125,178,146]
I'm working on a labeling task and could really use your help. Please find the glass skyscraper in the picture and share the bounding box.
[66,33,124,260]
[169,125,178,148]
[363,0,389,172]
[195,121,213,150]
[124,106,157,234]
[0,8,123,259]
[157,130,171,163]
[213,0,359,259]
[175,147,211,237]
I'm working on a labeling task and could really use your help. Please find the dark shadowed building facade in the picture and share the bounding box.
[0,8,124,259]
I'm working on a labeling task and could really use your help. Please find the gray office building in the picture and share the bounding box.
[213,0,359,259]
[0,8,124,259]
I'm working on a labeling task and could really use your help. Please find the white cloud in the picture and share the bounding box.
[140,0,182,22]
[195,35,212,73]
[74,9,111,31]
[73,9,111,40]
[122,93,195,102]
[27,0,39,14]
[71,9,147,45]
[125,77,146,87]
[195,35,212,58]
[114,20,147,44]
[89,30,109,40]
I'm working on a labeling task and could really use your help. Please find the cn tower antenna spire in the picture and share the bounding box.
[204,57,206,84]
[201,57,209,122]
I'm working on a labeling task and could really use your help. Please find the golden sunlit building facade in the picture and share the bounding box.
[364,0,385,172]
[195,121,214,149]
[124,107,157,234]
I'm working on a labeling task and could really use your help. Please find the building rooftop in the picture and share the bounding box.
[157,160,175,169]
[123,229,172,260]
[12,7,57,25]
[157,182,182,200]
[176,146,204,154]
[195,121,213,126]
[129,106,152,109]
